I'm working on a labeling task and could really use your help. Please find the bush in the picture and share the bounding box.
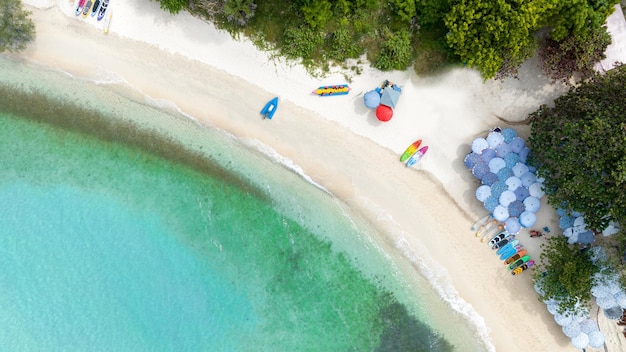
[373,28,413,71]
[0,0,35,52]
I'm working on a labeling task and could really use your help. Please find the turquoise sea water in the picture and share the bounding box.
[0,56,486,351]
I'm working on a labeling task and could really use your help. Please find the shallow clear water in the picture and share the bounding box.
[0,56,486,351]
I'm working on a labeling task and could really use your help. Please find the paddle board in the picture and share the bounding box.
[491,235,515,250]
[496,239,519,255]
[498,244,521,260]
[487,231,507,247]
[476,219,498,237]
[400,139,422,162]
[504,250,527,264]
[480,224,504,242]
[103,11,112,34]
[406,146,428,167]
[508,255,531,271]
[512,260,535,275]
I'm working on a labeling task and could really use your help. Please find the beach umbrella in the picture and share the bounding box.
[363,90,381,109]
[501,127,517,143]
[512,163,529,177]
[493,205,509,221]
[563,227,574,238]
[520,172,537,187]
[509,137,526,153]
[497,167,514,182]
[562,322,581,338]
[486,131,504,148]
[499,190,516,206]
[567,233,579,244]
[513,186,530,201]
[578,231,594,244]
[602,221,620,236]
[505,217,521,234]
[476,185,492,202]
[481,172,498,186]
[571,333,589,349]
[554,312,573,326]
[518,147,530,163]
[484,196,499,213]
[481,148,497,163]
[376,104,393,121]
[596,295,617,309]
[591,284,612,298]
[614,291,626,309]
[574,216,586,228]
[559,216,575,230]
[471,138,489,154]
[488,157,506,173]
[557,208,567,217]
[529,182,545,198]
[505,176,522,191]
[608,281,622,295]
[579,319,599,334]
[495,142,512,157]
[503,153,520,168]
[588,331,605,348]
[571,211,583,217]
[464,152,483,169]
[534,280,546,296]
[546,300,559,315]
[507,200,525,217]
[472,163,490,179]
[379,87,400,108]
[490,181,508,199]
[519,211,537,228]
[523,196,541,212]
[603,306,623,320]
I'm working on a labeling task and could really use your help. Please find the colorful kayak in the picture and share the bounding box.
[400,139,422,162]
[512,260,535,275]
[313,84,350,96]
[504,250,527,264]
[491,235,515,250]
[260,97,279,119]
[508,255,531,271]
[496,239,519,255]
[406,146,428,167]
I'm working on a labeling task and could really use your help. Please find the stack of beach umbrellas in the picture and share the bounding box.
[465,128,545,234]
[558,208,622,245]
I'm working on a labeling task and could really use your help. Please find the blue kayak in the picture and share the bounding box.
[261,97,279,119]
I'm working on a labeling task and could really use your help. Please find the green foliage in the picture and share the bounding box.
[373,28,413,71]
[528,65,626,231]
[444,0,539,79]
[280,25,324,61]
[326,18,363,62]
[538,25,612,83]
[416,0,450,28]
[541,0,619,41]
[223,0,257,26]
[156,0,187,14]
[532,236,599,314]
[301,0,333,30]
[0,0,35,52]
[389,0,417,23]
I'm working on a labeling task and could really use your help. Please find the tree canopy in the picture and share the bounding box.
[0,0,35,52]
[527,65,626,232]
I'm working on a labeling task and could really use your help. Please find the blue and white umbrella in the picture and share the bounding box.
[490,181,508,199]
[481,172,499,186]
[554,312,573,326]
[472,163,490,179]
[588,331,605,348]
[529,182,545,198]
[578,231,595,244]
[563,227,574,238]
[571,333,589,349]
[487,131,504,148]
[509,137,526,153]
[512,162,529,177]
[614,291,626,309]
[476,185,492,202]
[520,172,537,187]
[471,138,489,154]
[495,142,512,157]
[579,319,599,334]
[481,148,497,162]
[484,196,500,212]
[499,190,516,207]
[493,205,510,222]
[363,90,381,108]
[503,152,520,168]
[488,157,506,173]
[513,186,530,201]
[596,295,618,309]
[505,217,521,234]
[464,152,484,169]
[559,215,575,230]
[523,196,541,212]
[505,176,522,191]
[519,211,537,228]
[501,127,517,143]
[507,200,525,217]
[518,147,530,163]
[497,167,514,182]
[562,322,581,338]
[603,306,623,320]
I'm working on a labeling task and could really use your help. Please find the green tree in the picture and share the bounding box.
[156,0,187,14]
[223,0,256,26]
[528,65,626,232]
[532,237,600,314]
[373,28,413,71]
[300,0,333,30]
[389,0,417,23]
[541,0,619,41]
[0,0,35,52]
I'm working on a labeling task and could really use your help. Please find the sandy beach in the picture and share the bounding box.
[9,1,626,350]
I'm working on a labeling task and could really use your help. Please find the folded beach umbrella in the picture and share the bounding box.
[379,87,400,109]
[579,319,599,334]
[471,138,489,154]
[495,142,512,157]
[501,127,517,143]
[499,190,516,207]
[376,104,393,121]
[509,137,526,153]
[475,185,492,202]
[493,205,509,222]
[488,157,506,173]
[520,172,537,188]
[481,148,497,162]
[505,176,522,191]
[511,162,529,177]
[472,163,490,179]
[523,196,541,213]
[570,333,589,349]
[519,211,537,228]
[518,147,530,163]
[505,217,521,234]
[486,131,504,148]
[363,90,381,109]
[562,322,581,338]
[490,181,508,199]
[503,152,519,168]
[567,232,579,244]
[497,167,513,182]
[563,227,574,238]
[528,182,545,198]
[481,172,498,186]
[513,186,529,201]
[588,331,605,348]
[483,196,499,213]
[578,231,595,244]
[507,200,525,217]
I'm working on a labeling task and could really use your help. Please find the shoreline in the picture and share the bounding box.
[10,1,621,350]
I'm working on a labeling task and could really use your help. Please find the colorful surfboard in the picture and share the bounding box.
[504,250,527,264]
[512,260,535,275]
[400,139,422,162]
[508,255,531,271]
[496,239,519,255]
[491,235,515,250]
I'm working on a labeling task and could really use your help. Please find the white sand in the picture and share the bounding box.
[12,1,625,350]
